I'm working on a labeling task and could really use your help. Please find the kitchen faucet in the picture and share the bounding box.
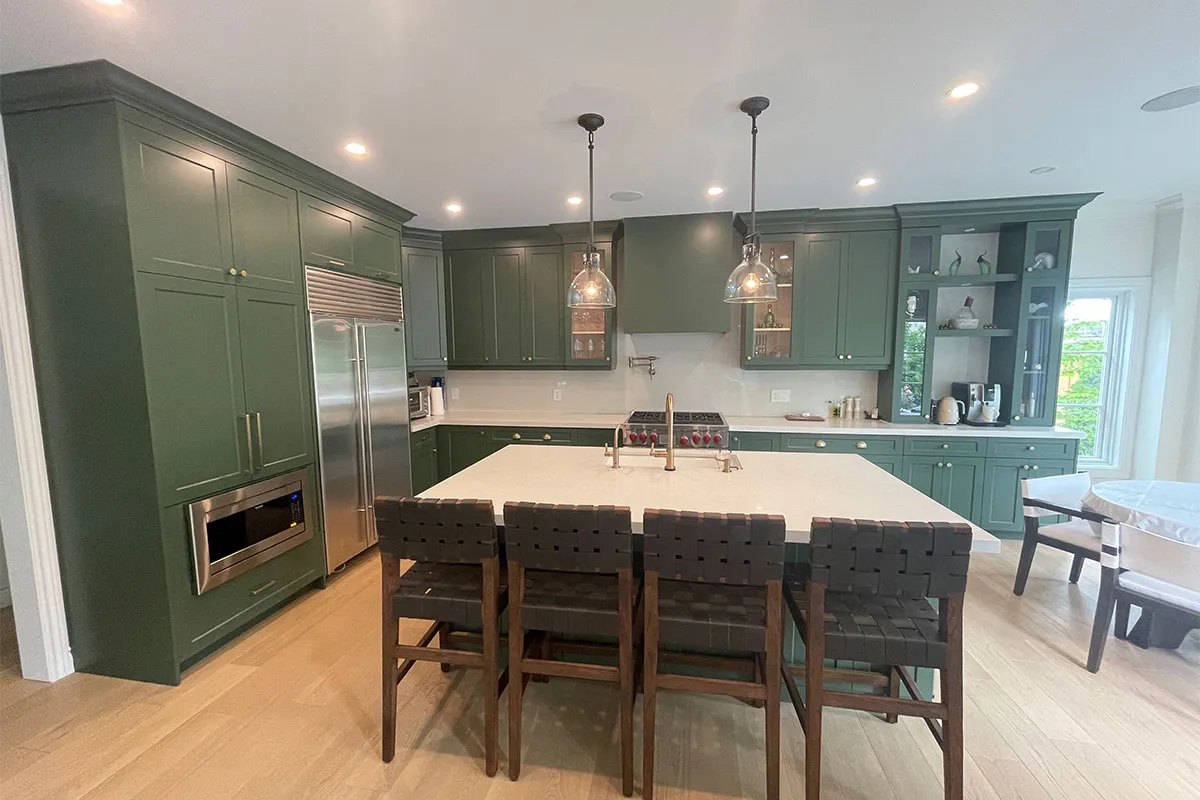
[662,393,676,471]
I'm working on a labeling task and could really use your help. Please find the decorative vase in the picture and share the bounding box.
[977,250,992,275]
[762,305,776,328]
[950,295,980,329]
[947,249,962,276]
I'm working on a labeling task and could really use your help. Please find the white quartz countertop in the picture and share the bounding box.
[412,410,1081,440]
[418,445,1000,554]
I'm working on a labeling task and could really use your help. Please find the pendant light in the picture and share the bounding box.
[567,113,617,309]
[724,96,778,303]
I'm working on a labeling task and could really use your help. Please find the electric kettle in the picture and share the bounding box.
[935,396,966,426]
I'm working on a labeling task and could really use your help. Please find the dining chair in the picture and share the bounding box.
[784,517,973,800]
[1015,471,1107,594]
[375,497,506,774]
[502,502,639,796]
[1087,521,1200,672]
[641,509,785,800]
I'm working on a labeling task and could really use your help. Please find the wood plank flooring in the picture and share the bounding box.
[1,541,1197,799]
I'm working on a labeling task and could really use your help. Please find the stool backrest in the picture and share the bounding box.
[374,497,497,564]
[503,502,633,573]
[1022,471,1092,518]
[643,509,785,585]
[809,517,973,599]
[1103,522,1200,594]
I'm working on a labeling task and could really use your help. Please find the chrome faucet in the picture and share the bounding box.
[663,392,676,471]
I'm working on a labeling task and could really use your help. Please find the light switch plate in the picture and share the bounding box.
[553,388,562,401]
[450,387,460,400]
[771,389,791,403]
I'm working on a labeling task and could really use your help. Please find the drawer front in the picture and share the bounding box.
[987,438,1077,460]
[862,455,900,476]
[574,428,620,448]
[489,427,576,446]
[782,434,901,455]
[729,432,780,452]
[410,427,437,449]
[904,436,985,456]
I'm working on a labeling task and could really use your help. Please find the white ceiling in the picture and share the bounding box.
[2,1,1198,229]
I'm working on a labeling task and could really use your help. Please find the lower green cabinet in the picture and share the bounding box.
[978,458,1072,533]
[730,432,780,451]
[437,426,490,477]
[410,428,439,494]
[901,455,984,521]
[863,455,900,476]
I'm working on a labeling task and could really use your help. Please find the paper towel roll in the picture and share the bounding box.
[430,386,445,416]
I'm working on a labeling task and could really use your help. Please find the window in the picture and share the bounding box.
[1056,286,1138,468]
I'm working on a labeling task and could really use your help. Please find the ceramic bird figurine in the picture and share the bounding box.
[947,249,962,275]
[977,250,992,275]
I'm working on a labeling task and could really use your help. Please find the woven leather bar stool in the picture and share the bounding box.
[642,509,785,800]
[784,517,972,800]
[375,497,506,775]
[503,502,639,796]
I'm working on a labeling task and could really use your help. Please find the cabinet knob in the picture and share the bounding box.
[855,441,867,449]
[1032,465,1039,471]
[746,356,752,361]
[946,462,953,468]
[542,434,551,441]
[228,268,237,276]
[937,462,944,468]
[240,269,248,277]
[941,443,949,449]
[1013,415,1021,421]
[845,354,853,360]
[443,356,448,361]
[1022,465,1030,471]
[815,440,827,448]
[932,270,940,276]
[1026,267,1034,273]
[1027,445,1035,451]
[329,259,346,267]
[837,355,845,360]
[512,433,521,440]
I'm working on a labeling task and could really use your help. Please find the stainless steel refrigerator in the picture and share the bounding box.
[306,267,411,572]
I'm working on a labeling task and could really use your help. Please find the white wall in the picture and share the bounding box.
[1070,202,1157,280]
[0,525,10,608]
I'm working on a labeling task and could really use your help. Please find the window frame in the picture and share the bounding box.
[1060,278,1148,474]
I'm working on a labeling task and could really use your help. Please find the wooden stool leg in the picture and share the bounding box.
[533,635,551,683]
[381,554,400,763]
[805,584,825,800]
[1069,553,1086,584]
[507,561,525,781]
[618,568,635,797]
[482,558,500,777]
[941,595,965,800]
[643,573,660,800]
[886,666,900,724]
[765,581,782,800]
[438,622,453,673]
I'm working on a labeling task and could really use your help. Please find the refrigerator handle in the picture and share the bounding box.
[353,327,371,519]
[359,325,378,539]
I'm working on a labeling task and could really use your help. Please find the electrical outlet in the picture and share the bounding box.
[771,389,791,404]
[553,388,562,402]
[450,387,460,400]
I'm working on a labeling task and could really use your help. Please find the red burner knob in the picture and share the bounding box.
[638,432,648,442]
[679,436,689,446]
[648,432,658,443]
[628,431,638,443]
[691,433,701,445]
[702,434,712,444]
[713,434,723,445]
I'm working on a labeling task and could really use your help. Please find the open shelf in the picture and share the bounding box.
[753,327,791,332]
[935,328,1013,338]
[902,273,1018,287]
[572,330,606,335]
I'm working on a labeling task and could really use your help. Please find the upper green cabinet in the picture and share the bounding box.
[899,227,941,278]
[227,165,303,293]
[744,230,895,369]
[299,194,401,283]
[565,243,615,366]
[490,248,525,366]
[445,249,492,366]
[122,125,234,284]
[354,217,402,282]
[402,245,448,368]
[523,246,564,366]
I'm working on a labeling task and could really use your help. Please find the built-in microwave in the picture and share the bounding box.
[187,469,311,594]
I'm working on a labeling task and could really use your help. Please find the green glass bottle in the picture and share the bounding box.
[762,304,776,328]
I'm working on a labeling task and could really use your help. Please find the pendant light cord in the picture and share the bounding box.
[588,130,596,256]
[749,114,758,245]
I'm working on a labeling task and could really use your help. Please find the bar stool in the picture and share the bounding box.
[641,509,785,800]
[783,517,973,800]
[503,502,639,796]
[375,497,506,775]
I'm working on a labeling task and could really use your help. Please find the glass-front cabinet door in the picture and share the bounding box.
[564,242,614,367]
[743,239,796,364]
[1012,281,1064,425]
[1022,221,1071,275]
[897,287,933,420]
[899,227,941,279]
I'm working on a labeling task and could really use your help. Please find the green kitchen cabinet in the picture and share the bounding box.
[489,248,526,366]
[564,242,615,367]
[575,428,621,448]
[863,456,900,476]
[137,273,250,505]
[410,428,439,494]
[122,124,235,284]
[236,288,315,479]
[794,233,846,365]
[523,246,565,365]
[402,246,448,368]
[227,165,303,294]
[899,227,941,278]
[990,278,1067,425]
[353,215,402,282]
[840,230,897,365]
[438,426,490,476]
[299,193,355,271]
[978,458,1073,534]
[445,250,492,366]
[901,455,984,521]
[729,432,780,451]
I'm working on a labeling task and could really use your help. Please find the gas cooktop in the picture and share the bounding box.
[623,410,729,448]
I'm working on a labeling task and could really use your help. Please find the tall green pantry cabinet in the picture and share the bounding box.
[2,60,414,684]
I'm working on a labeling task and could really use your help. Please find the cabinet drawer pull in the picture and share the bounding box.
[240,269,248,277]
[815,440,827,448]
[855,441,867,449]
[250,580,277,597]
[253,412,264,467]
[512,433,521,440]
[242,414,254,473]
[941,443,949,449]
[228,268,237,276]
[328,259,345,267]
[1027,445,1035,451]
[542,434,551,441]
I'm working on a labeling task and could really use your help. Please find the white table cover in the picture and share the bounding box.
[1083,480,1200,545]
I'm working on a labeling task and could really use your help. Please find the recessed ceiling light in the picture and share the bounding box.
[856,176,877,188]
[566,195,583,206]
[1029,165,1057,174]
[344,142,368,156]
[947,82,980,100]
[610,190,644,202]
[444,202,462,213]
[1141,85,1200,112]
[779,254,790,260]
[706,186,725,196]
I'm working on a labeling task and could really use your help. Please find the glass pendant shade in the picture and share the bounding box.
[568,250,616,308]
[724,243,778,303]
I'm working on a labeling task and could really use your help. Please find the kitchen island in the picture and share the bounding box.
[418,445,999,553]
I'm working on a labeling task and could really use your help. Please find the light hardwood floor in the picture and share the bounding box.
[1,542,1197,799]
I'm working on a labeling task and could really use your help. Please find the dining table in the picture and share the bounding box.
[1083,479,1200,649]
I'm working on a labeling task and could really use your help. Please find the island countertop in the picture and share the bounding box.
[417,445,1000,554]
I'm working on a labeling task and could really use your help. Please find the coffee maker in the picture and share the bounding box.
[952,382,1005,427]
